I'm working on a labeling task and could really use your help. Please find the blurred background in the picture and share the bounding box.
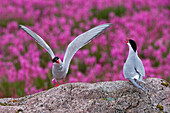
[0,0,169,98]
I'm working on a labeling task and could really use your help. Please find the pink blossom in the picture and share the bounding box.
[69,76,78,83]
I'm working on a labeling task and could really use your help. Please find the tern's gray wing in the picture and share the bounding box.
[123,61,136,79]
[63,23,112,73]
[19,25,55,59]
[123,56,145,79]
[134,57,145,77]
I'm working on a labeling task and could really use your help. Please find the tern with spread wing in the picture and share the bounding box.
[19,24,112,86]
[123,38,147,92]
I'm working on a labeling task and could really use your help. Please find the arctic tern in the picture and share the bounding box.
[123,38,147,92]
[19,24,112,86]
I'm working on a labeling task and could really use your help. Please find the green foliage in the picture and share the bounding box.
[14,61,21,70]
[91,7,114,20]
[95,46,102,62]
[153,59,160,67]
[33,76,45,89]
[14,81,25,97]
[0,77,13,97]
[40,52,51,68]
[71,20,86,36]
[33,74,54,89]
[166,77,170,83]
[142,6,150,11]
[114,6,127,17]
[0,77,25,97]
[91,6,126,20]
[55,2,60,7]
[78,62,87,74]
[45,74,54,89]
[133,5,150,12]
[0,18,34,28]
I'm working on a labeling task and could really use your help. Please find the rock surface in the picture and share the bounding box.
[0,78,169,113]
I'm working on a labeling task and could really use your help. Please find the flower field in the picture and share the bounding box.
[0,0,169,97]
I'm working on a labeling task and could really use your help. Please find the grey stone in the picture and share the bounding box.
[0,78,169,113]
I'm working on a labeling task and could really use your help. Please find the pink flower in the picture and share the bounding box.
[91,46,97,53]
[69,76,78,83]
[18,70,25,81]
[0,0,169,98]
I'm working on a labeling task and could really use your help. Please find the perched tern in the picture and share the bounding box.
[19,23,112,86]
[123,38,147,92]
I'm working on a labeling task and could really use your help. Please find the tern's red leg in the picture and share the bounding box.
[56,81,59,87]
[63,80,65,84]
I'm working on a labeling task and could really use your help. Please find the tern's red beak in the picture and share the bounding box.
[125,37,129,43]
[56,60,60,64]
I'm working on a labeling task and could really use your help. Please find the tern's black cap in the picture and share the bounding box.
[52,57,59,63]
[129,39,137,52]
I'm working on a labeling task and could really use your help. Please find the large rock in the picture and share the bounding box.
[0,78,169,113]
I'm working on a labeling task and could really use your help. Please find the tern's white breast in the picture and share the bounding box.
[52,64,66,80]
[131,74,139,80]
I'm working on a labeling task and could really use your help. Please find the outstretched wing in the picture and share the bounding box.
[63,23,112,73]
[19,25,55,59]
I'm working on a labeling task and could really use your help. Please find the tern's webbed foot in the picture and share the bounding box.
[55,80,65,87]
[129,79,148,92]
[56,81,59,87]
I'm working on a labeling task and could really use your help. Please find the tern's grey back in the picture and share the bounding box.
[123,55,145,79]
